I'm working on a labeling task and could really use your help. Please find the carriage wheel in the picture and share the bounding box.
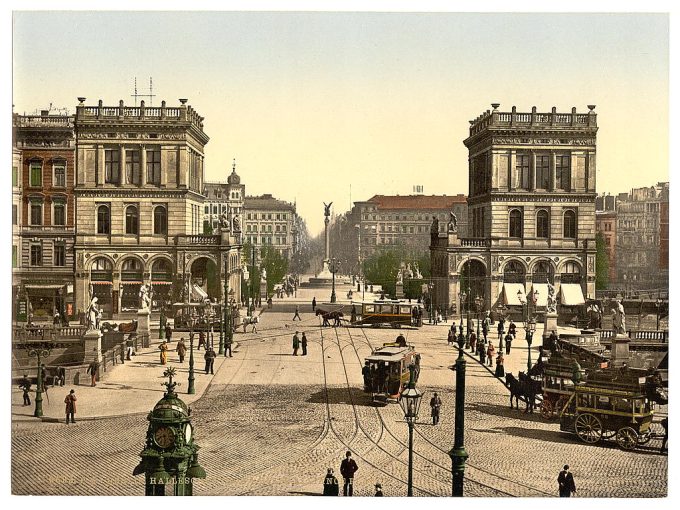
[616,427,639,450]
[540,400,554,420]
[575,413,603,443]
[555,396,570,416]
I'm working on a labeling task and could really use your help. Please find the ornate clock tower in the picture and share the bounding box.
[133,368,206,495]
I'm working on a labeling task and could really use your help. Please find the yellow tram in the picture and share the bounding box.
[363,343,420,402]
[352,300,422,328]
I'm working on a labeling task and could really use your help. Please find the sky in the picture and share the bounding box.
[11,9,670,236]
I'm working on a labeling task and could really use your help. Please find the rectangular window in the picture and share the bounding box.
[30,202,42,225]
[53,163,66,187]
[105,149,120,183]
[12,205,17,225]
[146,149,161,184]
[54,244,66,267]
[13,166,18,187]
[30,244,42,266]
[53,203,66,226]
[535,155,550,189]
[13,245,18,267]
[30,162,42,187]
[125,150,141,185]
[516,155,529,189]
[204,205,209,214]
[556,155,571,190]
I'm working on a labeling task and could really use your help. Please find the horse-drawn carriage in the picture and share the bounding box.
[540,354,583,419]
[352,300,421,329]
[558,366,667,450]
[172,302,226,331]
[363,343,420,403]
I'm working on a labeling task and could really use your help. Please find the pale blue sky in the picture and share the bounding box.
[13,11,669,234]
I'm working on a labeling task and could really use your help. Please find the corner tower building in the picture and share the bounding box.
[431,104,597,317]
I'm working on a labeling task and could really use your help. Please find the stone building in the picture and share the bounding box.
[13,111,76,321]
[243,194,297,260]
[614,183,668,294]
[595,208,617,284]
[73,98,241,317]
[431,104,598,316]
[202,160,245,233]
[349,194,468,262]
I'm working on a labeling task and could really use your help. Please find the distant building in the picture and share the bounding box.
[431,104,598,314]
[13,111,76,321]
[595,204,617,283]
[243,194,298,260]
[202,160,245,233]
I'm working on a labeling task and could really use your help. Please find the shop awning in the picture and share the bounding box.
[121,281,143,285]
[91,281,112,285]
[152,281,173,285]
[560,283,585,305]
[502,283,526,305]
[24,284,64,290]
[531,283,548,307]
[192,284,208,300]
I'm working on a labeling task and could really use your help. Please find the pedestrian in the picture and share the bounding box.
[458,322,464,337]
[323,468,339,496]
[482,316,489,342]
[351,304,357,324]
[198,330,206,351]
[293,305,301,321]
[362,361,371,391]
[505,332,513,355]
[430,392,442,425]
[508,320,517,339]
[497,319,505,343]
[660,417,668,454]
[54,366,66,387]
[176,338,187,363]
[53,310,61,326]
[204,347,216,374]
[267,297,273,309]
[340,451,358,496]
[478,340,486,364]
[557,465,576,497]
[374,483,384,497]
[159,340,169,365]
[126,334,134,360]
[64,389,77,424]
[396,333,407,347]
[447,329,454,346]
[548,330,559,354]
[301,332,308,356]
[495,353,505,377]
[486,342,495,367]
[225,338,233,357]
[293,331,300,356]
[312,297,317,311]
[469,331,477,352]
[19,374,31,406]
[86,360,100,387]
[165,324,173,343]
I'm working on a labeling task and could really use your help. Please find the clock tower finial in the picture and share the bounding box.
[161,367,179,396]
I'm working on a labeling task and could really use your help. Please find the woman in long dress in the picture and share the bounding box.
[159,340,168,365]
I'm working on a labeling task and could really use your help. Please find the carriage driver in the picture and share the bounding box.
[362,361,371,391]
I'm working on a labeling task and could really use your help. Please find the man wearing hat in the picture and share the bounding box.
[64,389,77,424]
[557,465,576,497]
[374,483,383,497]
[293,331,300,356]
[340,451,359,496]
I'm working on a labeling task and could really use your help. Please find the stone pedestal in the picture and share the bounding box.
[609,334,631,367]
[542,312,559,346]
[137,308,151,337]
[83,328,103,363]
[395,282,404,298]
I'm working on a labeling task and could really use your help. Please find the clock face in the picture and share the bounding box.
[185,423,193,444]
[154,427,176,448]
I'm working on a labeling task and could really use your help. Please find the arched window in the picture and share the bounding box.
[90,257,113,281]
[125,205,139,235]
[564,210,576,239]
[536,210,550,239]
[153,206,167,235]
[97,205,110,234]
[503,260,526,283]
[509,209,523,238]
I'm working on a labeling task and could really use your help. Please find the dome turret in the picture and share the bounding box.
[227,158,240,185]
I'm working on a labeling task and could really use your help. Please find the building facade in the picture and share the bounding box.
[595,209,617,284]
[13,111,77,321]
[73,98,241,317]
[431,104,598,315]
[614,183,668,294]
[202,160,245,233]
[243,194,297,260]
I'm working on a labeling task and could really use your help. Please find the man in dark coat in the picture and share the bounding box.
[323,468,339,496]
[165,324,173,343]
[505,332,514,355]
[661,417,668,454]
[204,347,216,374]
[293,332,300,356]
[312,297,317,312]
[301,332,308,356]
[64,389,77,424]
[362,361,371,391]
[430,392,442,425]
[340,451,358,496]
[86,360,99,387]
[557,465,576,497]
[19,374,31,406]
[176,338,187,363]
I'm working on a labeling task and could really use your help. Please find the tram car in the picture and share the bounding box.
[559,366,667,450]
[171,302,236,331]
[540,353,584,419]
[363,343,420,402]
[352,300,422,328]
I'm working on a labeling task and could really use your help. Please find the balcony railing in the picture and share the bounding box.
[78,100,205,131]
[13,115,74,128]
[469,106,596,137]
[175,234,220,246]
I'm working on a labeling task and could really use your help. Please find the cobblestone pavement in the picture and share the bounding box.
[11,288,668,496]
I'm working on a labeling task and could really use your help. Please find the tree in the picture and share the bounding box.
[595,232,609,290]
[362,248,432,299]
[290,217,312,275]
[260,246,289,295]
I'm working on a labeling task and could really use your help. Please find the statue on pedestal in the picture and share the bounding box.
[323,202,333,217]
[139,284,152,311]
[448,212,458,233]
[232,214,241,233]
[546,282,557,314]
[86,297,100,331]
[219,211,230,232]
[612,299,626,335]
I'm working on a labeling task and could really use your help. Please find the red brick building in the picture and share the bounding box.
[13,112,76,321]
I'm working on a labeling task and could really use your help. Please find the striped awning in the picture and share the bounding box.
[90,281,112,285]
[560,284,585,305]
[152,281,173,285]
[121,281,143,285]
[502,283,526,305]
[25,284,64,290]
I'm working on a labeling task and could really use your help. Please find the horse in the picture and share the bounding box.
[505,372,537,413]
[519,371,542,412]
[118,319,138,333]
[316,309,344,327]
[242,315,259,333]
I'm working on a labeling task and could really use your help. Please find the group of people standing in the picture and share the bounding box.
[292,331,308,356]
[323,451,381,496]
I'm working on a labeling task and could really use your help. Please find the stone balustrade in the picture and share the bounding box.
[469,105,596,137]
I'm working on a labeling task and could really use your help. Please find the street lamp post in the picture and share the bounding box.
[399,363,423,497]
[459,290,468,349]
[187,311,197,395]
[474,295,483,341]
[518,290,537,372]
[329,257,340,303]
[465,287,471,339]
[219,259,228,356]
[28,346,51,418]
[449,327,468,496]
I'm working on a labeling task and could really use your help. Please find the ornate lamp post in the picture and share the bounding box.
[158,307,166,340]
[329,257,340,303]
[465,287,471,339]
[219,259,229,356]
[399,363,423,497]
[187,311,197,395]
[449,327,468,496]
[226,289,235,356]
[474,295,484,341]
[428,281,435,324]
[458,290,468,348]
[28,346,51,418]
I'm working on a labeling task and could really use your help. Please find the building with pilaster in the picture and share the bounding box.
[202,160,245,233]
[431,104,598,317]
[13,111,76,321]
[73,98,241,318]
[243,194,297,260]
